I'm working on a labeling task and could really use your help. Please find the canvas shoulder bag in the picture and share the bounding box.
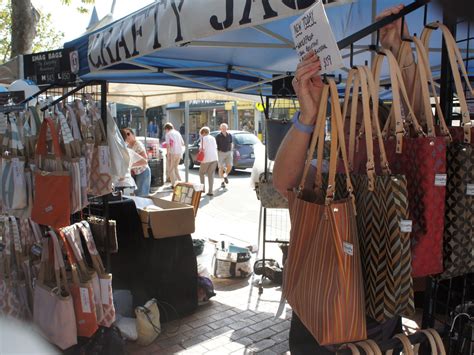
[33,231,77,350]
[31,117,72,229]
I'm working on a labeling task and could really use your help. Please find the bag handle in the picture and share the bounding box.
[387,333,414,355]
[372,49,425,153]
[421,22,473,143]
[47,230,71,294]
[61,225,90,279]
[58,229,81,285]
[35,117,64,170]
[77,221,106,275]
[325,79,354,202]
[299,84,329,192]
[412,36,451,140]
[361,65,391,175]
[341,67,360,171]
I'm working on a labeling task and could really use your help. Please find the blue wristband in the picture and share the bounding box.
[291,111,314,134]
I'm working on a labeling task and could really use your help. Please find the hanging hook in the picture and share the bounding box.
[350,43,354,68]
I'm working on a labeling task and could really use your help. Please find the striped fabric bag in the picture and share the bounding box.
[283,80,366,346]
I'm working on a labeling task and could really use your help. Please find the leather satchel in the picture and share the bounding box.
[283,80,366,345]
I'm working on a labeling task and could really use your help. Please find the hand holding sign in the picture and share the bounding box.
[291,0,343,74]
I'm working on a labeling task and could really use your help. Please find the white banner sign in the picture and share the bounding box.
[87,0,348,72]
[290,0,343,73]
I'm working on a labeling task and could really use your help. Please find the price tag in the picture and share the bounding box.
[12,158,25,187]
[467,184,474,196]
[31,243,42,257]
[434,174,447,187]
[343,241,354,256]
[80,288,92,313]
[79,157,87,187]
[98,145,110,174]
[290,1,343,74]
[100,278,111,305]
[400,220,413,233]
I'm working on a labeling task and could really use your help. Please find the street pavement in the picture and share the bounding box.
[126,165,293,354]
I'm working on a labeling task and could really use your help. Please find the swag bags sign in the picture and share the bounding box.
[87,0,345,72]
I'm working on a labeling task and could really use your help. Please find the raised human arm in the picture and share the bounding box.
[273,51,323,197]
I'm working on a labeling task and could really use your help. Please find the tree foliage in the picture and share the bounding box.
[1,0,95,63]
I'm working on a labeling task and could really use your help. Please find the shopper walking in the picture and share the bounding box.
[273,4,420,354]
[215,123,233,189]
[198,126,218,196]
[120,128,151,197]
[164,122,185,186]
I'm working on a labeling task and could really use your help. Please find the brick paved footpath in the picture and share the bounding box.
[126,277,292,355]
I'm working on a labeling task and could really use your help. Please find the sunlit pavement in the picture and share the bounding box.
[128,165,292,354]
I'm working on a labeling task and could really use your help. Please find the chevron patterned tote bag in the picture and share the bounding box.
[284,81,366,346]
[340,66,414,322]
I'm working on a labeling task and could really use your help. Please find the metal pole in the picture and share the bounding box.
[184,100,190,182]
[100,80,111,272]
[439,10,457,125]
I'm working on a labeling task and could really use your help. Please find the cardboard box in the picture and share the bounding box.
[130,196,195,239]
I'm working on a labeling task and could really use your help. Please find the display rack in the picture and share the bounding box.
[27,80,113,271]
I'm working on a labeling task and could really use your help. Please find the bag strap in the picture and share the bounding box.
[362,65,391,175]
[58,229,81,285]
[373,49,425,153]
[412,36,451,140]
[35,117,63,171]
[299,84,329,192]
[421,22,473,143]
[387,333,414,355]
[48,230,70,293]
[424,328,446,355]
[397,39,437,137]
[77,221,106,275]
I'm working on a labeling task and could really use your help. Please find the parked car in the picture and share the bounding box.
[188,130,262,170]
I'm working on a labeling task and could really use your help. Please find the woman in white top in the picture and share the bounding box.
[120,128,151,197]
[198,126,218,196]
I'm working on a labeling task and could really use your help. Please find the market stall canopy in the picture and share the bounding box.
[63,0,471,95]
[107,83,260,110]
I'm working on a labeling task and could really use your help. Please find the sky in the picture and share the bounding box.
[31,0,154,42]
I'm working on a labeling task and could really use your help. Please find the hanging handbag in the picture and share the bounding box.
[64,224,105,324]
[0,216,22,319]
[257,161,288,209]
[196,138,205,162]
[88,105,113,197]
[58,110,84,214]
[135,298,161,346]
[387,39,448,278]
[421,23,474,279]
[283,80,366,345]
[31,117,72,229]
[340,65,414,322]
[78,221,116,327]
[33,232,77,350]
[87,216,118,254]
[265,87,297,161]
[1,115,28,213]
[59,228,99,338]
[106,107,130,180]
